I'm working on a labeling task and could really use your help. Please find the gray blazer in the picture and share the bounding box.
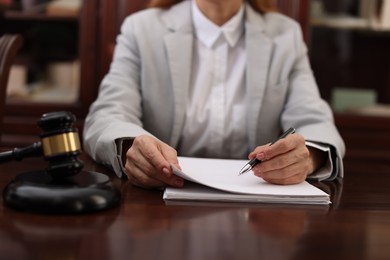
[83,1,345,179]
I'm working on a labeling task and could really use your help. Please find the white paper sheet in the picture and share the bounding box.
[164,157,330,205]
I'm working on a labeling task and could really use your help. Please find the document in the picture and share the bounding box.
[163,157,330,205]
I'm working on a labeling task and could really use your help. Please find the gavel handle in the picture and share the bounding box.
[0,142,43,163]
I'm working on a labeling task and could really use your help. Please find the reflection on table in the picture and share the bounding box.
[0,154,389,259]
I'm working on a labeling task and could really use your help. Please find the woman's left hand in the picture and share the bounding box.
[249,133,326,185]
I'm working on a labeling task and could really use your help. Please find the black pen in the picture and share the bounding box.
[238,127,296,175]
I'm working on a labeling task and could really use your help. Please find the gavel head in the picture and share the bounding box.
[38,111,84,179]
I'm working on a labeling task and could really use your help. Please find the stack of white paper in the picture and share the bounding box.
[163,157,330,205]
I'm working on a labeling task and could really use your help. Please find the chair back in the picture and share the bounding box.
[0,34,24,137]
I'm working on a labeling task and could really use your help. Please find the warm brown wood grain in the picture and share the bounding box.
[0,154,390,259]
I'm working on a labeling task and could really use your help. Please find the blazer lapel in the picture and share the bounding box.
[161,2,274,150]
[245,4,274,150]
[162,2,194,147]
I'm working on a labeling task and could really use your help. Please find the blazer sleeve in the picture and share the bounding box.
[83,17,154,178]
[280,21,345,180]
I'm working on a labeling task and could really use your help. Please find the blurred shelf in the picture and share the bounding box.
[3,10,79,22]
[311,15,390,32]
[1,0,98,147]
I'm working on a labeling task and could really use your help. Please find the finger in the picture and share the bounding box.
[127,164,166,189]
[255,162,308,185]
[127,138,184,187]
[248,144,269,159]
[254,150,299,173]
[260,139,293,161]
[159,143,181,174]
[157,147,184,187]
[134,137,172,177]
[260,134,304,160]
[254,162,297,180]
[261,171,307,185]
[126,143,157,177]
[253,146,311,178]
[124,153,161,188]
[126,160,184,188]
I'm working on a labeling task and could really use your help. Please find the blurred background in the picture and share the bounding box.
[1,0,389,166]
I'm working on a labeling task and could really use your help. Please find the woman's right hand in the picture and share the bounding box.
[124,135,184,189]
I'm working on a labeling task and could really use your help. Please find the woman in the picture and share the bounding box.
[83,0,345,189]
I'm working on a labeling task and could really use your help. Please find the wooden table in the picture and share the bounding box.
[0,154,390,260]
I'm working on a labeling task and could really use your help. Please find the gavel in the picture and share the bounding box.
[0,111,83,178]
[0,111,121,214]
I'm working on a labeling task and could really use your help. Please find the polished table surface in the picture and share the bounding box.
[0,154,390,260]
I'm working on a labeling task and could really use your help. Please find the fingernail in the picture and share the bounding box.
[257,152,265,160]
[174,178,184,187]
[162,167,170,177]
